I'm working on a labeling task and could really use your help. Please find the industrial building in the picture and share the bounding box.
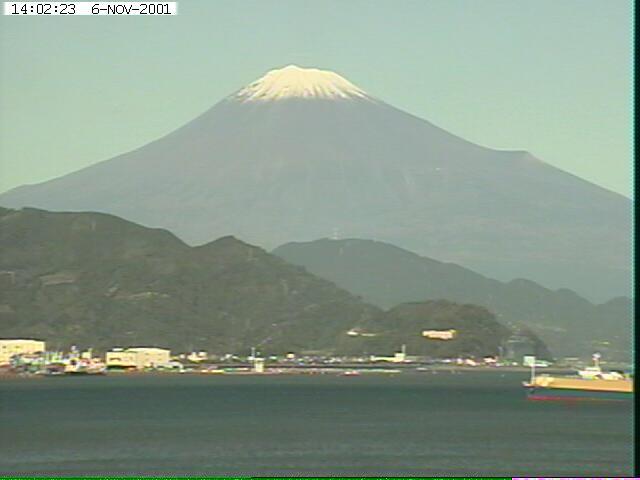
[370,345,408,363]
[0,339,46,364]
[105,347,171,369]
[422,329,457,340]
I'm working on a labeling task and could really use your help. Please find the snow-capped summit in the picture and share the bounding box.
[0,65,630,301]
[234,65,370,102]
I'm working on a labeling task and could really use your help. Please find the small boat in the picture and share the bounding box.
[43,364,66,376]
[64,358,107,375]
[340,370,361,376]
[368,368,402,374]
[200,366,225,374]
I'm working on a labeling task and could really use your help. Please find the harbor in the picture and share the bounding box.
[2,337,629,380]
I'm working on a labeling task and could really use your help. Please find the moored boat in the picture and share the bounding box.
[64,358,107,375]
[523,354,633,402]
[524,374,632,401]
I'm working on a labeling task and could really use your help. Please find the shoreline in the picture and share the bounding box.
[0,364,580,380]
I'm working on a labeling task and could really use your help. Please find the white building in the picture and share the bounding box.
[422,329,457,340]
[0,339,46,364]
[370,345,408,363]
[346,329,377,337]
[187,351,208,363]
[253,357,265,373]
[106,347,171,369]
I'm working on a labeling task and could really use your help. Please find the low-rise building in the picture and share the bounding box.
[186,351,208,363]
[105,349,137,369]
[346,329,377,337]
[106,347,171,369]
[126,347,171,368]
[422,329,457,340]
[370,345,408,363]
[253,357,265,373]
[0,339,46,365]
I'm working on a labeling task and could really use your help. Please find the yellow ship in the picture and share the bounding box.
[524,374,632,401]
[523,354,633,402]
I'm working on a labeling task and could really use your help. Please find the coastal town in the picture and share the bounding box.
[2,337,624,378]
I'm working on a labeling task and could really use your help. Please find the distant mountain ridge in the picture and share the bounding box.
[273,238,631,359]
[0,65,630,301]
[0,207,535,358]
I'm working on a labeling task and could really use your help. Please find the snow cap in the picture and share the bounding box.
[234,65,369,102]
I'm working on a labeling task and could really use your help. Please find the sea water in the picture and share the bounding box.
[0,372,633,476]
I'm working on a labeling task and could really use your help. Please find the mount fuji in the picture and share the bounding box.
[0,65,630,301]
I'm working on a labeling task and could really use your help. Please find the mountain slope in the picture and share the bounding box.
[273,238,631,360]
[0,207,540,358]
[0,207,381,353]
[0,65,630,301]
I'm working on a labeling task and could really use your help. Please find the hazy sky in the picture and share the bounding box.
[0,0,632,196]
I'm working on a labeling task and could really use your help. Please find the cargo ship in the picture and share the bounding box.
[523,354,633,402]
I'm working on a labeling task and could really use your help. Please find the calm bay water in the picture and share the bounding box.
[0,372,633,476]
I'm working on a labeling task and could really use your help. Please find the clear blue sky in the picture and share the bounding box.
[0,0,632,196]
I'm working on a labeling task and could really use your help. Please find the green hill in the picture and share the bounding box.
[337,300,550,359]
[0,207,380,354]
[273,238,631,360]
